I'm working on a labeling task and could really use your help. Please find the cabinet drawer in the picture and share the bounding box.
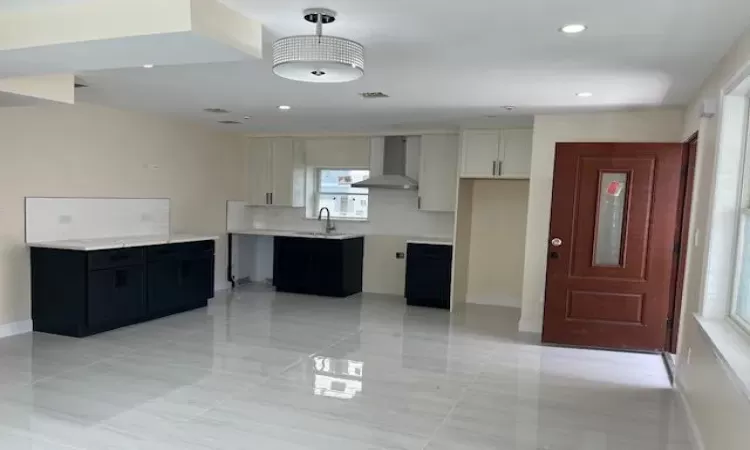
[406,243,452,260]
[88,248,144,271]
[147,241,214,261]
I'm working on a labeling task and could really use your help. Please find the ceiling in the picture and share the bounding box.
[4,0,750,133]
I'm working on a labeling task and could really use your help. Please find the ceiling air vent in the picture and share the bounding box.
[218,120,242,125]
[360,92,389,99]
[204,108,231,114]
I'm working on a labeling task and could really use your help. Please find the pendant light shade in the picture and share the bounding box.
[272,8,365,83]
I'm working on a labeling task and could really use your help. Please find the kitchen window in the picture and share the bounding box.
[313,169,370,220]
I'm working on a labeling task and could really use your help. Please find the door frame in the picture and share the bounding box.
[667,132,698,353]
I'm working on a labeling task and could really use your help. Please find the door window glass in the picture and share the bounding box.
[594,173,628,266]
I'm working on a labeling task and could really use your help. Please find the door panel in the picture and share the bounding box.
[543,143,683,351]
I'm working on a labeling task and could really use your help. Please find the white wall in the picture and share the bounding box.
[519,109,685,332]
[0,103,245,328]
[466,180,529,308]
[676,26,750,450]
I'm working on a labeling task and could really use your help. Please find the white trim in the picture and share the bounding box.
[695,315,750,401]
[214,281,232,292]
[675,375,706,450]
[518,317,542,333]
[0,320,33,339]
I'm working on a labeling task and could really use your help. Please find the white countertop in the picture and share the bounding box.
[27,233,219,251]
[406,238,453,246]
[229,228,365,240]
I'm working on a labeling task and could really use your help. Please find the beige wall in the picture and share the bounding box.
[519,109,685,332]
[451,180,474,308]
[466,180,528,308]
[676,26,750,450]
[0,103,245,327]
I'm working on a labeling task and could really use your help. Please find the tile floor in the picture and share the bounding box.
[0,285,694,449]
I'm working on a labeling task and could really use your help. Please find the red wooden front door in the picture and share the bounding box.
[542,143,684,351]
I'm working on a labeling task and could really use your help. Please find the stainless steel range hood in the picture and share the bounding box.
[352,136,418,190]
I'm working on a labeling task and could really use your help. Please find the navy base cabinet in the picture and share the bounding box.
[405,243,452,310]
[31,241,215,337]
[273,237,364,297]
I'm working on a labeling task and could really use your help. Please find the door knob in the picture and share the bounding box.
[551,238,562,247]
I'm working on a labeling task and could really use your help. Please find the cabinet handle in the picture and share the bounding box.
[265,193,270,205]
[492,160,497,176]
[418,196,422,210]
[497,161,503,176]
[270,192,273,205]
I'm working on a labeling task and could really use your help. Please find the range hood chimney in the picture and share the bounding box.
[352,136,418,190]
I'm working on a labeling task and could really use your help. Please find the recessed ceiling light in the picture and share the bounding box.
[576,92,593,97]
[244,116,251,120]
[504,106,516,111]
[278,105,291,110]
[143,64,154,68]
[560,24,587,34]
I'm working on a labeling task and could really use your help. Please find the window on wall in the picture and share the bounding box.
[731,112,750,331]
[314,169,370,220]
[733,209,750,327]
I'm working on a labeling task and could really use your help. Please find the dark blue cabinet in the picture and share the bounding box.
[405,243,452,310]
[273,237,364,297]
[87,266,145,333]
[31,240,215,337]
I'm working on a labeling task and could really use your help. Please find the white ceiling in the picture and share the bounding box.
[4,0,750,133]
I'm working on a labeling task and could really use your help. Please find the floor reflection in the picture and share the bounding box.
[312,356,364,400]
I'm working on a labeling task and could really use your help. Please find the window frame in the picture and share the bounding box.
[312,167,370,221]
[729,99,750,333]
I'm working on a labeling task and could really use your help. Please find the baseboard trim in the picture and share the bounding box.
[0,320,33,339]
[675,375,706,450]
[214,281,231,292]
[518,317,542,333]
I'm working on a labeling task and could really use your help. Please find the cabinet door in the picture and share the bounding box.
[88,266,145,332]
[181,256,215,306]
[460,130,501,178]
[308,239,343,296]
[405,244,452,309]
[146,259,183,318]
[247,138,273,206]
[499,129,533,178]
[270,138,306,207]
[419,134,459,212]
[273,237,309,293]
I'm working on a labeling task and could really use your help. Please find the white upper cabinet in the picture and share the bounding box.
[500,129,533,178]
[419,134,459,212]
[247,137,305,207]
[459,129,533,179]
[460,130,501,178]
[247,138,273,206]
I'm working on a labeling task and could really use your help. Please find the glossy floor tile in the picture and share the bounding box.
[0,285,695,449]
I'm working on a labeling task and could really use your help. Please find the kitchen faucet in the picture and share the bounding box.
[317,207,336,234]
